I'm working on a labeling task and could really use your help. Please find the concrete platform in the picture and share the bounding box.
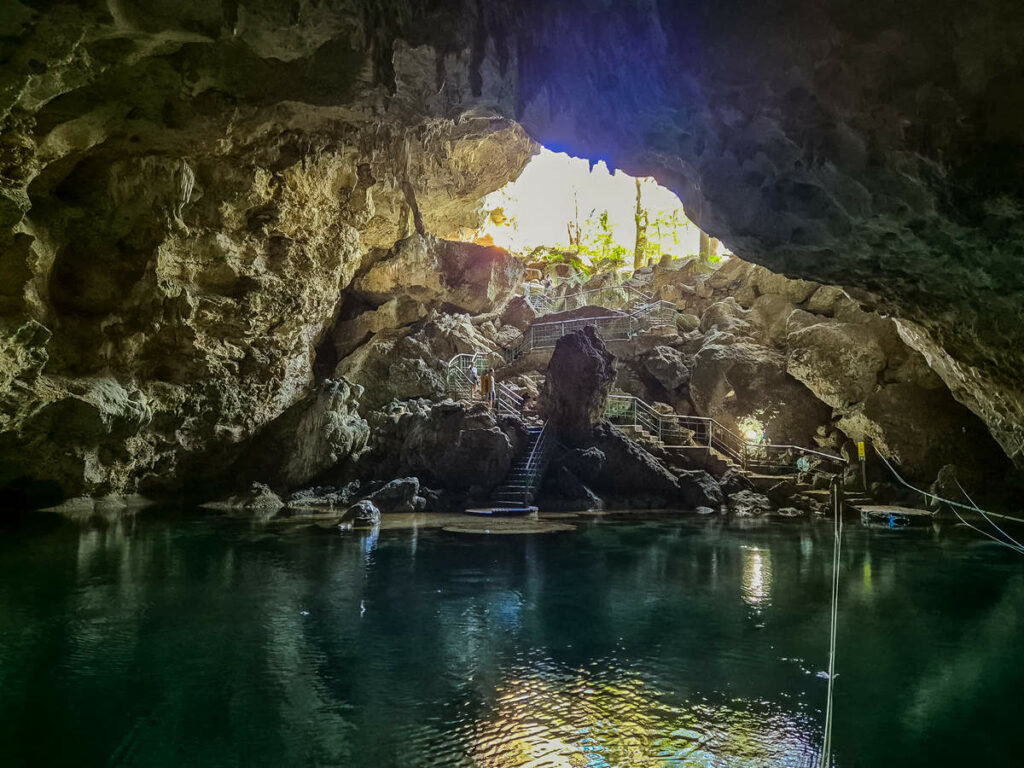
[464,506,538,518]
[859,505,935,527]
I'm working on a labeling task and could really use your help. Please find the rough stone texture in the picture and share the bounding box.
[540,327,616,446]
[341,499,381,529]
[728,490,774,518]
[678,469,725,509]
[690,341,831,447]
[335,311,499,411]
[0,7,536,504]
[3,0,1024,502]
[366,399,514,492]
[363,476,421,513]
[641,345,689,391]
[352,234,523,315]
[786,323,889,408]
[242,378,369,490]
[588,424,682,501]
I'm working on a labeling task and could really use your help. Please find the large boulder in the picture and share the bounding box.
[641,345,690,391]
[244,378,369,489]
[351,234,523,315]
[728,489,774,517]
[369,399,515,491]
[0,376,152,501]
[335,312,499,411]
[363,477,422,513]
[589,424,682,501]
[786,322,888,408]
[540,326,616,446]
[678,469,725,509]
[341,500,381,528]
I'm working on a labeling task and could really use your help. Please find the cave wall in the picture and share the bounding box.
[0,3,535,501]
[2,0,1024,502]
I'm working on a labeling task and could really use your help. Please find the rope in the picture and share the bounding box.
[819,478,842,768]
[875,452,1024,555]
[954,479,1024,552]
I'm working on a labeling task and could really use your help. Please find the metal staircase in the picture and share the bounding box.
[488,423,552,509]
[604,394,846,477]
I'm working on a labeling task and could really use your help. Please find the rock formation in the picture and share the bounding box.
[540,327,616,446]
[2,1,1023,506]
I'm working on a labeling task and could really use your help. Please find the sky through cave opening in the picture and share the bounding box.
[467,147,729,274]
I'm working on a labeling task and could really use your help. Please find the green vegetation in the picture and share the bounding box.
[561,187,699,276]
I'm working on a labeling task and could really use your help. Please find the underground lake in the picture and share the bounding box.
[2,510,1022,768]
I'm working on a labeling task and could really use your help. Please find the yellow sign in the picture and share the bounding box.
[857,441,866,460]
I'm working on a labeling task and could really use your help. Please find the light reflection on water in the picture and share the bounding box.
[741,546,773,609]
[1,510,1023,767]
[469,659,816,768]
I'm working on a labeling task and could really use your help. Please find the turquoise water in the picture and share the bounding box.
[1,509,1022,767]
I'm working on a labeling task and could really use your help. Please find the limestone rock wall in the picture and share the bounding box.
[3,0,1024,502]
[0,4,536,504]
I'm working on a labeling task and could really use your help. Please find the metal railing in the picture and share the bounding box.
[743,443,847,478]
[519,424,552,505]
[445,351,503,394]
[496,382,524,417]
[503,299,678,363]
[524,282,656,318]
[604,394,845,474]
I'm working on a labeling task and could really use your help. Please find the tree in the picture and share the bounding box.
[699,231,719,264]
[632,177,649,271]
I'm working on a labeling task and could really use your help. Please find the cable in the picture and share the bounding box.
[819,478,842,768]
[875,452,1024,555]
[955,479,1024,552]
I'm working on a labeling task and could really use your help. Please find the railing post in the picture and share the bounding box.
[708,421,713,457]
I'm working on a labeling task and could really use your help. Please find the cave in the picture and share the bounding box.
[2,2,1024,765]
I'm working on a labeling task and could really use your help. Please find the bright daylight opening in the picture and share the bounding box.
[470,147,728,275]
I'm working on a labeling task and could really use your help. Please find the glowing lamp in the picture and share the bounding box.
[744,428,760,443]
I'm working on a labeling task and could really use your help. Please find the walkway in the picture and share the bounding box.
[450,278,855,513]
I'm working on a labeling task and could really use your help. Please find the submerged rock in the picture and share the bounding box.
[728,490,773,517]
[341,500,381,528]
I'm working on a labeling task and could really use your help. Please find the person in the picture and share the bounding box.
[481,371,495,409]
[467,363,480,396]
[543,274,553,293]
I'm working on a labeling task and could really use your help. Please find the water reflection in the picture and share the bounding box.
[2,512,1024,767]
[471,660,817,768]
[741,545,773,608]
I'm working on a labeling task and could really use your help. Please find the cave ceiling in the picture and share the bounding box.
[2,0,1023,467]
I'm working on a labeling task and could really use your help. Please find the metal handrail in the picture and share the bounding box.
[519,424,551,504]
[525,282,656,318]
[502,296,678,363]
[605,394,846,474]
[445,350,503,393]
[747,443,845,465]
[496,382,524,417]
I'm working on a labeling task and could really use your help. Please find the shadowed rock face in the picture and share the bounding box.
[541,327,616,446]
[2,0,1024,503]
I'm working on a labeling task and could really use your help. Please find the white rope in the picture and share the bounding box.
[819,480,842,768]
[955,479,1024,552]
[875,452,1024,555]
